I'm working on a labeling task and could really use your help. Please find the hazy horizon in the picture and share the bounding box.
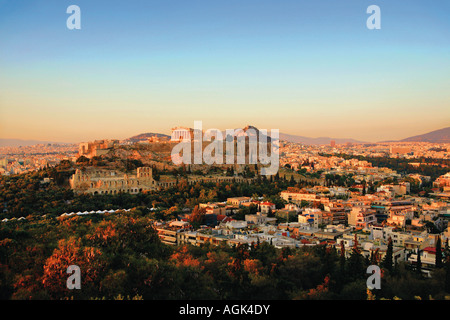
[1,125,449,146]
[1,0,449,143]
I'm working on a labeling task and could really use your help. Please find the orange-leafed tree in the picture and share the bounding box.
[189,205,206,226]
[41,237,106,299]
[243,259,263,276]
[296,275,331,300]
[170,245,202,269]
[85,220,118,247]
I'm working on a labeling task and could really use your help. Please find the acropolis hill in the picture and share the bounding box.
[76,125,277,172]
[76,137,267,173]
[70,130,272,194]
[70,124,351,195]
[69,165,250,195]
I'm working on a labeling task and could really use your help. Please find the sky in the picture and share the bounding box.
[0,0,449,143]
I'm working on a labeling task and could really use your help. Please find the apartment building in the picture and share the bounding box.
[347,207,377,228]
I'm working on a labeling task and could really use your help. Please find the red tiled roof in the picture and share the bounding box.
[218,216,234,223]
[423,247,442,253]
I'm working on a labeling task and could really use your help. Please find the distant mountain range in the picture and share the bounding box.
[225,125,273,142]
[0,139,68,147]
[2,126,448,147]
[279,133,365,145]
[124,133,171,143]
[279,126,450,145]
[398,127,450,144]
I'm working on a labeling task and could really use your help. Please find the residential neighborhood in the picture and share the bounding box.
[154,182,450,276]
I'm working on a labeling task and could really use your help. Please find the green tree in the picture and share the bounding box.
[346,235,366,281]
[416,247,422,276]
[339,242,346,273]
[435,236,443,269]
[382,237,393,272]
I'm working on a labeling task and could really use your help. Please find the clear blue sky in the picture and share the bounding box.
[0,0,449,142]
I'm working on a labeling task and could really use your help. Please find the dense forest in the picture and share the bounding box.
[0,164,290,220]
[2,162,450,300]
[1,207,450,300]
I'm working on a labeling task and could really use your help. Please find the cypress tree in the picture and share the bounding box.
[416,247,422,276]
[347,235,364,280]
[445,238,450,259]
[435,236,443,268]
[335,241,347,291]
[370,248,380,265]
[340,242,346,273]
[382,237,393,272]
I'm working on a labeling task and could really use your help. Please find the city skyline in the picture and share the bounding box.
[1,124,450,146]
[1,0,449,143]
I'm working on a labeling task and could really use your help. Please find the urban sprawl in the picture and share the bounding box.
[1,131,450,278]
